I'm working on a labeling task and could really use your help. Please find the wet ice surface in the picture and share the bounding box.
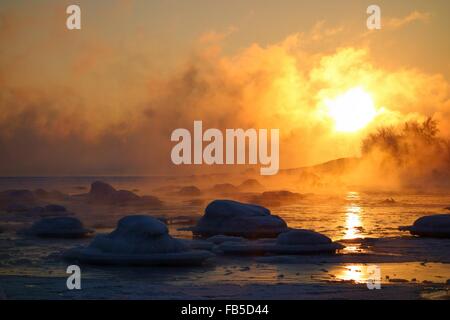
[1,179,450,299]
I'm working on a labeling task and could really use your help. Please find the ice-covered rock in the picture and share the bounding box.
[179,239,215,251]
[25,217,93,238]
[206,235,245,244]
[218,229,344,255]
[64,215,213,266]
[276,229,332,245]
[399,214,450,238]
[190,200,288,238]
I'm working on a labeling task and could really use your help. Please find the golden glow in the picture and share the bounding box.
[334,264,379,284]
[343,192,363,241]
[338,265,364,283]
[325,87,377,132]
[344,209,362,240]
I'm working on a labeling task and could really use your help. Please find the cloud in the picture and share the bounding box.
[385,10,431,29]
[0,5,448,176]
[309,20,344,41]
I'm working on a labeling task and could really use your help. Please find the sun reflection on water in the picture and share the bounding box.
[344,205,362,240]
[335,264,374,284]
[343,192,363,240]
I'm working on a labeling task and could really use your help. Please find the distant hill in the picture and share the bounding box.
[280,157,361,176]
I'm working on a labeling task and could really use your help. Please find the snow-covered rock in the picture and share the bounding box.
[399,214,450,238]
[25,217,93,238]
[276,229,333,245]
[190,200,288,238]
[179,239,215,251]
[206,235,245,244]
[218,229,344,255]
[64,215,213,266]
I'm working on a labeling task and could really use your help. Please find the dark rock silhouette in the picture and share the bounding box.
[190,200,288,238]
[86,181,162,207]
[34,189,68,201]
[88,181,117,203]
[238,179,264,192]
[210,183,239,195]
[246,190,304,207]
[381,198,396,204]
[152,185,181,194]
[183,199,204,206]
[0,190,37,209]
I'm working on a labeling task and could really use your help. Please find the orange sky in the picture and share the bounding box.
[0,0,449,175]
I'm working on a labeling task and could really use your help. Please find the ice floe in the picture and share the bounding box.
[24,217,93,238]
[189,200,288,238]
[399,214,450,238]
[64,215,213,266]
[218,229,344,255]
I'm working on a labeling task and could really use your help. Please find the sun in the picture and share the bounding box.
[325,87,377,132]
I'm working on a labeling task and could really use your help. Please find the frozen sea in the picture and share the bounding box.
[0,176,449,299]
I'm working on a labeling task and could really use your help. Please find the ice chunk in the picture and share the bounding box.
[399,214,450,238]
[64,215,213,266]
[190,200,288,238]
[218,229,344,255]
[25,217,93,238]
